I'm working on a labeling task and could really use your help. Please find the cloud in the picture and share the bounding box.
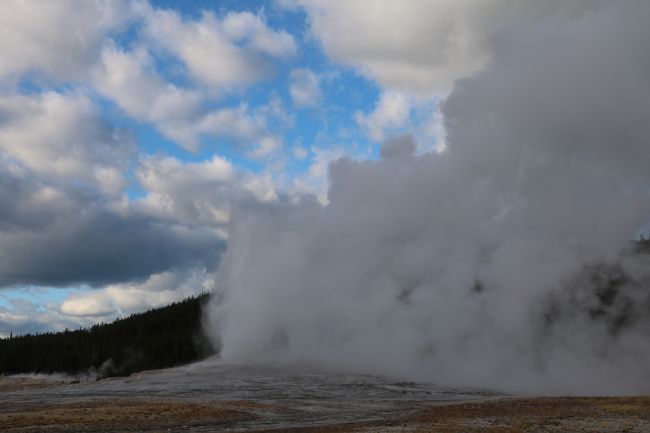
[135,155,234,232]
[288,144,370,204]
[60,292,115,318]
[209,1,650,394]
[221,11,297,59]
[0,91,134,195]
[0,0,130,82]
[0,87,282,291]
[60,269,214,318]
[0,1,295,154]
[292,144,309,160]
[355,91,412,141]
[379,134,417,160]
[94,45,288,153]
[0,292,96,337]
[247,136,283,159]
[0,186,225,288]
[288,0,511,93]
[139,5,296,89]
[93,45,204,149]
[289,68,322,107]
[0,269,215,336]
[0,91,229,289]
[198,105,269,147]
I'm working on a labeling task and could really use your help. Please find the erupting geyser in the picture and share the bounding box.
[208,1,650,394]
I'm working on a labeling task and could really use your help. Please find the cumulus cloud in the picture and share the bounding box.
[135,155,234,233]
[0,0,296,154]
[0,91,134,195]
[209,1,650,394]
[60,269,215,318]
[0,268,215,337]
[289,68,322,107]
[139,5,296,89]
[198,105,283,153]
[94,44,288,152]
[0,88,280,291]
[0,292,96,337]
[355,91,412,141]
[247,136,283,159]
[0,0,292,333]
[0,188,224,288]
[0,0,130,82]
[93,45,204,149]
[288,0,511,93]
[0,90,229,289]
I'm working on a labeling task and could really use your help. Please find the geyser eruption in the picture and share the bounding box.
[208,1,650,394]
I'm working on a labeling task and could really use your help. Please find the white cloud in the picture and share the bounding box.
[221,11,297,59]
[0,268,214,335]
[134,153,280,236]
[288,0,512,93]
[1,292,97,336]
[136,155,234,230]
[0,91,134,195]
[247,136,283,159]
[421,103,448,153]
[355,91,412,141]
[94,46,287,153]
[198,105,267,144]
[0,0,130,82]
[289,68,322,107]
[292,144,309,160]
[239,172,279,203]
[60,292,115,317]
[139,5,297,89]
[60,269,215,318]
[93,45,204,150]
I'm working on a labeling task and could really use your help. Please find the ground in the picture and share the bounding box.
[1,361,648,432]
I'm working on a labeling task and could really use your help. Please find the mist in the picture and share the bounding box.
[207,1,650,394]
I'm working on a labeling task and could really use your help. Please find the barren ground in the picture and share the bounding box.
[1,360,648,432]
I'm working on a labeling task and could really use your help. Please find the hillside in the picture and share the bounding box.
[0,293,215,378]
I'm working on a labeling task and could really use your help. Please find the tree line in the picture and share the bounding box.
[0,293,216,378]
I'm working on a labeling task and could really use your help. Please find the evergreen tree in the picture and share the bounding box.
[0,293,216,378]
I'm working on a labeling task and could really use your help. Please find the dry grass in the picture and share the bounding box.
[2,395,649,432]
[404,396,650,433]
[0,398,254,432]
[269,397,650,433]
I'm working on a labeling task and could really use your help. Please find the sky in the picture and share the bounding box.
[2,1,650,393]
[0,0,450,336]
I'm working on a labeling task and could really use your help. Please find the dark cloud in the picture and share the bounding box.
[379,134,416,160]
[0,208,224,288]
[0,164,224,288]
[0,92,228,289]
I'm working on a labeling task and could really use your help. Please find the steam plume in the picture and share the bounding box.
[208,1,650,394]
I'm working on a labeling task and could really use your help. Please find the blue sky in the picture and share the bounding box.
[0,0,448,336]
[6,0,647,338]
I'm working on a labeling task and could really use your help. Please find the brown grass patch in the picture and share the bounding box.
[0,398,254,432]
[267,397,650,433]
[2,396,649,432]
[406,396,650,433]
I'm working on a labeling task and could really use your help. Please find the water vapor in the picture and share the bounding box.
[208,1,650,394]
